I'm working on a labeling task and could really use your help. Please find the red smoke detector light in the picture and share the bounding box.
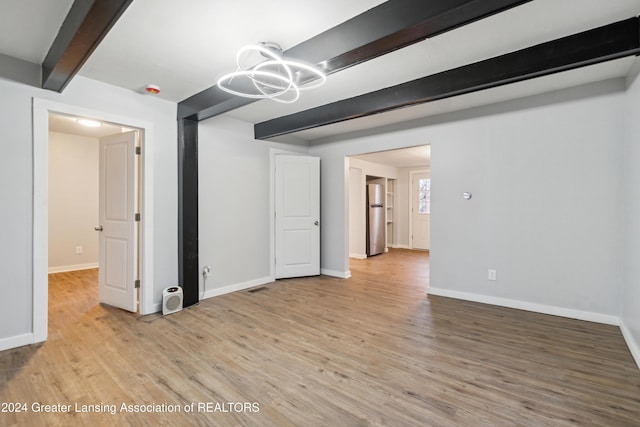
[145,84,160,94]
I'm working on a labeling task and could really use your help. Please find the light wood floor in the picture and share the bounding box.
[1,249,640,426]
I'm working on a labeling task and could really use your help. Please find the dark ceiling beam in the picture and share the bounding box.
[285,0,532,74]
[177,0,533,121]
[42,0,133,92]
[255,17,640,140]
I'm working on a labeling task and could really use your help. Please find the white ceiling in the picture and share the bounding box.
[227,0,640,128]
[303,56,635,142]
[1,0,639,143]
[351,146,430,168]
[79,0,386,100]
[48,113,133,138]
[0,0,73,63]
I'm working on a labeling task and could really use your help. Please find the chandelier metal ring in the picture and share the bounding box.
[217,69,299,100]
[217,43,326,104]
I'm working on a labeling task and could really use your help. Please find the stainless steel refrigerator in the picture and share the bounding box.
[366,183,385,256]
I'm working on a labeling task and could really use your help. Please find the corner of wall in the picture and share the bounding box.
[620,320,640,370]
[428,288,620,326]
[621,54,640,371]
[321,269,351,279]
[625,57,640,89]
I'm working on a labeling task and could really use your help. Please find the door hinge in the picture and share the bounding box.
[135,213,141,221]
[134,279,140,289]
[136,146,141,155]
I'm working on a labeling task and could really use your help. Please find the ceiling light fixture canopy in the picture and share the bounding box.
[217,42,326,103]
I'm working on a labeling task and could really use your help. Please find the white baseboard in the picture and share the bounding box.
[392,244,410,249]
[427,287,620,326]
[321,269,351,279]
[201,276,274,300]
[620,320,640,370]
[48,262,98,274]
[349,253,366,259]
[0,333,34,352]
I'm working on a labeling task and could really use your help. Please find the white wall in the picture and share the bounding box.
[621,60,640,365]
[429,81,625,321]
[198,115,308,297]
[394,168,410,248]
[0,78,35,343]
[309,79,627,322]
[48,132,99,272]
[0,75,177,350]
[348,167,365,258]
[349,158,400,180]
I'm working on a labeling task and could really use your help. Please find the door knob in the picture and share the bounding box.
[94,225,103,232]
[314,221,319,226]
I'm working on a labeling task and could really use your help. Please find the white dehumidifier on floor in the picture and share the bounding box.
[162,286,183,315]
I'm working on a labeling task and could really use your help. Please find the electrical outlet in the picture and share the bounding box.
[202,266,212,277]
[488,269,497,281]
[75,246,83,254]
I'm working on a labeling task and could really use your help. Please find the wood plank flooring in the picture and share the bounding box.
[1,249,639,426]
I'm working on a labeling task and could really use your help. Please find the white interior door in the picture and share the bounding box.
[411,172,430,250]
[275,155,320,278]
[97,131,138,312]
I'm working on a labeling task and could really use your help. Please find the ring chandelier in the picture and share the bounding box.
[217,42,326,103]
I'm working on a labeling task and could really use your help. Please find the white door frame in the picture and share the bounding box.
[274,154,320,278]
[409,169,430,250]
[269,147,309,280]
[32,98,155,344]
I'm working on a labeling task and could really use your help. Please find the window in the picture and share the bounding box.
[418,178,431,214]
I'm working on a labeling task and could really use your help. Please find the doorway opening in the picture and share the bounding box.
[48,112,142,314]
[346,145,430,283]
[409,169,430,250]
[33,99,155,344]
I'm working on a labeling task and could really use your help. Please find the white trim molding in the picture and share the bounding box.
[0,334,34,352]
[427,287,620,325]
[202,277,274,300]
[321,269,351,279]
[48,263,98,274]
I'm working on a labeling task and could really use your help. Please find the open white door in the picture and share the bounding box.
[411,172,430,250]
[96,131,138,312]
[275,155,320,278]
